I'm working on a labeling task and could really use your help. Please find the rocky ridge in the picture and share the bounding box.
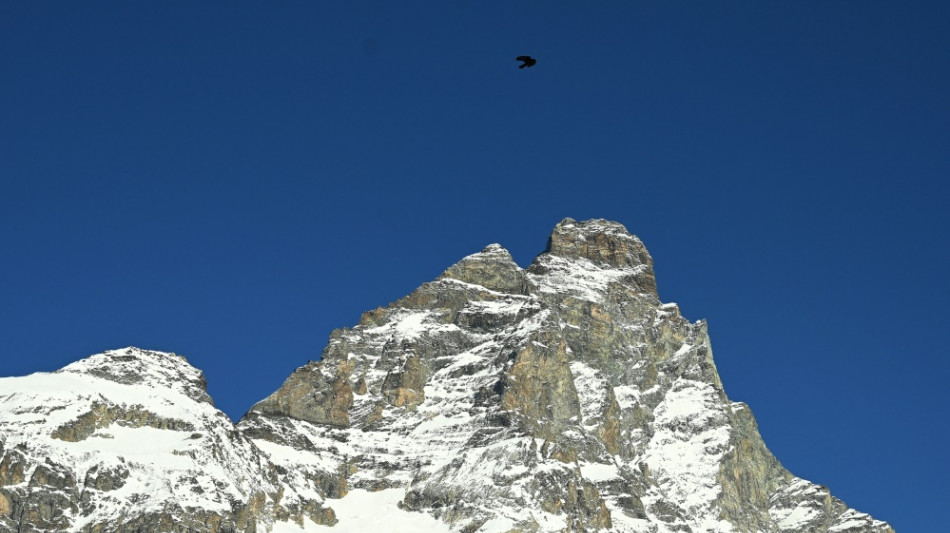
[0,218,893,532]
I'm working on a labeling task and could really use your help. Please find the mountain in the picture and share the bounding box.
[0,218,893,532]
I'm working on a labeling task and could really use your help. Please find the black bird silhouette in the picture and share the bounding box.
[516,55,537,69]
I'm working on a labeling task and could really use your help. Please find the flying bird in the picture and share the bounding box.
[516,56,537,69]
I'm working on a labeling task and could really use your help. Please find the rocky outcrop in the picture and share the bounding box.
[251,359,355,427]
[0,219,893,532]
[50,402,196,442]
[540,218,658,296]
[499,336,581,441]
[0,492,9,518]
[382,354,428,408]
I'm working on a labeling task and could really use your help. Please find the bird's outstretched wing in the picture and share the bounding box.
[516,56,531,62]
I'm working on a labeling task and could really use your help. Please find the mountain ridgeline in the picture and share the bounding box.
[0,219,892,532]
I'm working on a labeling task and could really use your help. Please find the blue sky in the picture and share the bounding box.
[2,2,947,530]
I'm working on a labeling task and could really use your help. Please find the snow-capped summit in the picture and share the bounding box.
[58,347,214,405]
[0,220,892,532]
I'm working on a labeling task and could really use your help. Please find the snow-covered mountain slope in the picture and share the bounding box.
[0,348,332,532]
[0,219,893,532]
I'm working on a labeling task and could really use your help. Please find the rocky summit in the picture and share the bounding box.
[0,218,893,532]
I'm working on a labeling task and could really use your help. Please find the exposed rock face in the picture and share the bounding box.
[0,219,893,532]
[240,218,892,533]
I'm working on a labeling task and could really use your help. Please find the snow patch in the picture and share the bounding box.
[528,254,646,302]
[309,489,451,533]
[579,461,621,482]
[641,379,733,529]
[570,361,609,427]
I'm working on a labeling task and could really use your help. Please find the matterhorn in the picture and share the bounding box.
[0,219,892,532]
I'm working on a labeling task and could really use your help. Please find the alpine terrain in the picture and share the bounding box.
[0,218,893,532]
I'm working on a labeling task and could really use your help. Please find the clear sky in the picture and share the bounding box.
[2,2,947,530]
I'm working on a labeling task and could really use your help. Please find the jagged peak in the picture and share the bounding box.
[451,243,518,265]
[475,243,513,257]
[526,218,659,298]
[554,217,634,237]
[541,218,653,269]
[58,347,214,405]
[437,243,528,295]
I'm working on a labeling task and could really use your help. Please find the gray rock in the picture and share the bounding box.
[240,218,892,532]
[0,219,893,532]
